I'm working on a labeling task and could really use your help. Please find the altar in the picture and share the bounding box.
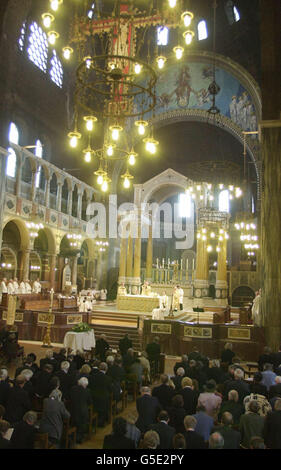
[116,294,160,313]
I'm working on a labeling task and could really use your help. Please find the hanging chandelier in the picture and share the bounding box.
[40,0,196,192]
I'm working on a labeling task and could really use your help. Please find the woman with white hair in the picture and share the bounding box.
[39,389,70,448]
[20,368,34,399]
[69,377,92,443]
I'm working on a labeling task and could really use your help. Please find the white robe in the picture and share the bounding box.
[25,283,32,294]
[33,281,41,294]
[178,288,184,305]
[13,282,19,294]
[252,294,262,327]
[19,282,26,294]
[0,281,7,294]
[7,283,15,294]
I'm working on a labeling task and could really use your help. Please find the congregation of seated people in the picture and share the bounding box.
[1,332,281,449]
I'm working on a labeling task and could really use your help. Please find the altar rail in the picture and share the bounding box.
[143,319,265,361]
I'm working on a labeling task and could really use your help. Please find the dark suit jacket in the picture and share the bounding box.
[69,385,92,430]
[264,410,281,449]
[54,370,77,399]
[184,430,206,449]
[103,434,135,449]
[5,386,31,425]
[32,370,54,398]
[221,349,235,365]
[95,339,110,361]
[173,361,189,376]
[152,384,174,410]
[10,420,37,449]
[171,375,184,392]
[39,397,70,441]
[40,357,58,372]
[212,425,241,449]
[136,394,161,432]
[180,387,199,415]
[269,383,281,399]
[167,406,186,434]
[0,380,11,407]
[119,337,132,357]
[90,370,112,415]
[150,421,175,449]
[0,435,10,449]
[224,379,250,403]
[146,342,161,362]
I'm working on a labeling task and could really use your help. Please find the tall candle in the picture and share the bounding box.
[162,258,165,268]
[156,258,159,269]
[186,259,189,271]
[180,259,183,270]
[192,259,195,270]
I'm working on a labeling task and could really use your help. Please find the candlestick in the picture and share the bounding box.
[186,259,189,271]
[192,259,195,270]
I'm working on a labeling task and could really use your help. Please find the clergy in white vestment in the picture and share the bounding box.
[7,280,15,295]
[160,291,169,310]
[25,280,32,294]
[0,278,7,294]
[117,283,127,296]
[19,281,26,294]
[13,278,19,294]
[32,278,42,294]
[252,289,262,327]
[177,285,184,310]
[100,289,107,300]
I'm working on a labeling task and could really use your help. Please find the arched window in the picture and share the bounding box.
[157,26,169,46]
[49,50,63,88]
[6,123,19,178]
[179,193,192,218]
[233,5,240,22]
[88,2,95,18]
[219,190,230,213]
[198,20,208,40]
[27,22,48,73]
[35,139,43,188]
[18,21,27,51]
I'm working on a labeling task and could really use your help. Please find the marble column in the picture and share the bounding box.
[126,233,133,290]
[118,223,127,285]
[56,181,63,213]
[67,188,73,216]
[77,190,83,219]
[31,168,37,202]
[146,221,153,282]
[49,254,57,289]
[15,157,23,197]
[44,177,51,208]
[20,249,30,281]
[215,237,228,306]
[132,214,142,294]
[71,255,78,288]
[0,150,8,251]
[42,255,50,281]
[259,0,281,349]
[194,237,209,300]
[261,124,281,348]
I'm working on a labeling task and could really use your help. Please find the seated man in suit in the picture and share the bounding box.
[136,386,161,433]
[95,334,110,362]
[69,377,92,443]
[150,410,175,449]
[10,411,38,449]
[89,362,112,427]
[152,374,175,410]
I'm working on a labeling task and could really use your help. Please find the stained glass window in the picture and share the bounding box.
[198,20,208,40]
[157,26,169,46]
[6,123,19,178]
[35,139,43,188]
[27,22,48,73]
[49,50,63,88]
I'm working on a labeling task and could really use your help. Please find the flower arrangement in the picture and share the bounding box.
[72,322,91,333]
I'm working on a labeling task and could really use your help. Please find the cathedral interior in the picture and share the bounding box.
[0,0,280,450]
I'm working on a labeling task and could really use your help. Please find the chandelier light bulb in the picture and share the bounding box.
[112,128,119,141]
[183,30,194,45]
[50,0,62,12]
[128,153,136,165]
[181,11,194,27]
[134,63,142,74]
[123,177,130,189]
[209,195,214,201]
[207,245,213,252]
[139,124,145,135]
[62,46,73,60]
[169,0,177,7]
[42,13,55,28]
[156,56,166,69]
[48,31,59,45]
[68,131,81,148]
[84,115,97,131]
[84,151,91,163]
[70,136,77,148]
[101,180,108,192]
[144,138,158,154]
[107,145,114,156]
[173,46,184,60]
[97,175,103,185]
[210,232,215,238]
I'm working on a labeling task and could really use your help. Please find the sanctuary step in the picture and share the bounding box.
[91,324,143,352]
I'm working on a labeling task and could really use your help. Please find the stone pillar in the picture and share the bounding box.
[259,0,281,349]
[0,150,8,251]
[31,168,37,202]
[194,237,209,301]
[126,233,133,291]
[44,177,51,208]
[86,196,92,221]
[118,223,127,285]
[71,254,78,289]
[49,254,57,289]
[132,213,142,294]
[56,181,63,212]
[67,187,73,216]
[77,189,83,219]
[15,157,23,197]
[146,220,153,282]
[215,237,228,306]
[20,249,30,281]
[42,255,50,281]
